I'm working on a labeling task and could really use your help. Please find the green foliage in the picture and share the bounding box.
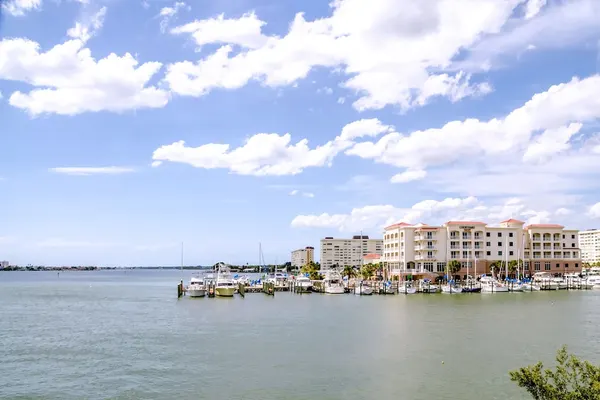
[301,261,321,280]
[360,263,377,279]
[447,260,462,276]
[342,265,356,279]
[510,346,600,399]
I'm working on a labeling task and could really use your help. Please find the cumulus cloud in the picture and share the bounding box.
[0,37,169,115]
[291,197,576,232]
[151,118,388,176]
[1,0,41,16]
[590,202,600,219]
[159,1,190,33]
[164,0,514,110]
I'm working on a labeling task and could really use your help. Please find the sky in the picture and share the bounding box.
[1,0,600,267]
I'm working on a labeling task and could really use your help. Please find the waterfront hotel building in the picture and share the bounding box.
[383,219,581,277]
[320,236,383,270]
[291,246,315,268]
[579,229,600,264]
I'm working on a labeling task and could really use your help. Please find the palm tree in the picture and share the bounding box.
[489,260,503,278]
[447,260,462,281]
[342,265,356,279]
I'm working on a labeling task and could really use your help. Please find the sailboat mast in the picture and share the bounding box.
[181,242,183,271]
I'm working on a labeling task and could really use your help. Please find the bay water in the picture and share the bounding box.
[1,270,599,399]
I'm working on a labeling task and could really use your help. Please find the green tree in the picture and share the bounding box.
[342,265,356,279]
[510,346,600,399]
[508,260,522,277]
[361,263,377,279]
[489,260,502,277]
[447,260,462,279]
[301,261,321,280]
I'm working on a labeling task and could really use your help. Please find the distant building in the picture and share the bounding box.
[1,261,9,269]
[383,219,582,278]
[291,247,314,268]
[320,235,383,270]
[579,229,600,264]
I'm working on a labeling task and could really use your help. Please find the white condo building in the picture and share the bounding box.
[291,246,315,268]
[320,236,383,269]
[579,229,600,264]
[383,220,581,277]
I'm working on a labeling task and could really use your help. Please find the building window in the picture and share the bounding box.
[498,232,502,237]
[534,262,540,271]
[498,242,502,246]
[556,263,560,268]
[524,261,530,270]
[498,251,503,256]
[486,242,491,246]
[486,251,491,256]
[565,263,568,269]
[424,262,434,272]
[508,242,513,247]
[486,232,490,237]
[509,251,514,256]
[509,232,513,237]
[544,262,551,271]
[437,262,446,273]
[562,234,565,239]
[575,263,579,269]
[572,243,575,247]
[571,234,575,239]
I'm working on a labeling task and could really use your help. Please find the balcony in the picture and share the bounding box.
[462,235,472,240]
[415,255,436,261]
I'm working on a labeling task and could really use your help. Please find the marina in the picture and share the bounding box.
[178,270,598,299]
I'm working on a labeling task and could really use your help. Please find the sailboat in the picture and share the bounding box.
[354,232,374,295]
[441,229,462,293]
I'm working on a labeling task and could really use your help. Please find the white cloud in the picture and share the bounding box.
[151,118,387,176]
[390,169,427,183]
[337,97,345,104]
[49,167,136,176]
[291,196,576,232]
[522,123,583,164]
[0,37,169,115]
[1,0,41,16]
[457,0,600,72]
[170,12,267,49]
[291,196,480,232]
[345,75,600,181]
[159,2,190,33]
[555,207,572,216]
[165,0,519,111]
[524,0,546,19]
[289,189,315,198]
[590,202,600,219]
[67,6,107,43]
[317,87,333,95]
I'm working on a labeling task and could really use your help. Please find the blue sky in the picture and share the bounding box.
[1,0,600,266]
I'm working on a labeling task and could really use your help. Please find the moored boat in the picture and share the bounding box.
[187,275,207,297]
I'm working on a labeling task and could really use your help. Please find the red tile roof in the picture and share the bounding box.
[384,222,412,230]
[500,218,525,224]
[525,224,564,229]
[363,253,381,259]
[445,221,487,225]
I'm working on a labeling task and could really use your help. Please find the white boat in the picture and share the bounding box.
[480,276,509,293]
[323,271,345,294]
[187,275,207,297]
[215,265,236,297]
[295,275,313,292]
[585,275,600,289]
[267,272,287,285]
[441,284,463,294]
[522,282,541,291]
[507,281,524,292]
[532,272,559,290]
[420,280,439,293]
[400,284,417,294]
[354,281,373,295]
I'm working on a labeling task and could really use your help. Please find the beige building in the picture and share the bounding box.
[320,235,383,270]
[291,247,314,268]
[383,219,582,277]
[579,229,600,264]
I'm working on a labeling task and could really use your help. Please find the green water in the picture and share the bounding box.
[1,270,599,399]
